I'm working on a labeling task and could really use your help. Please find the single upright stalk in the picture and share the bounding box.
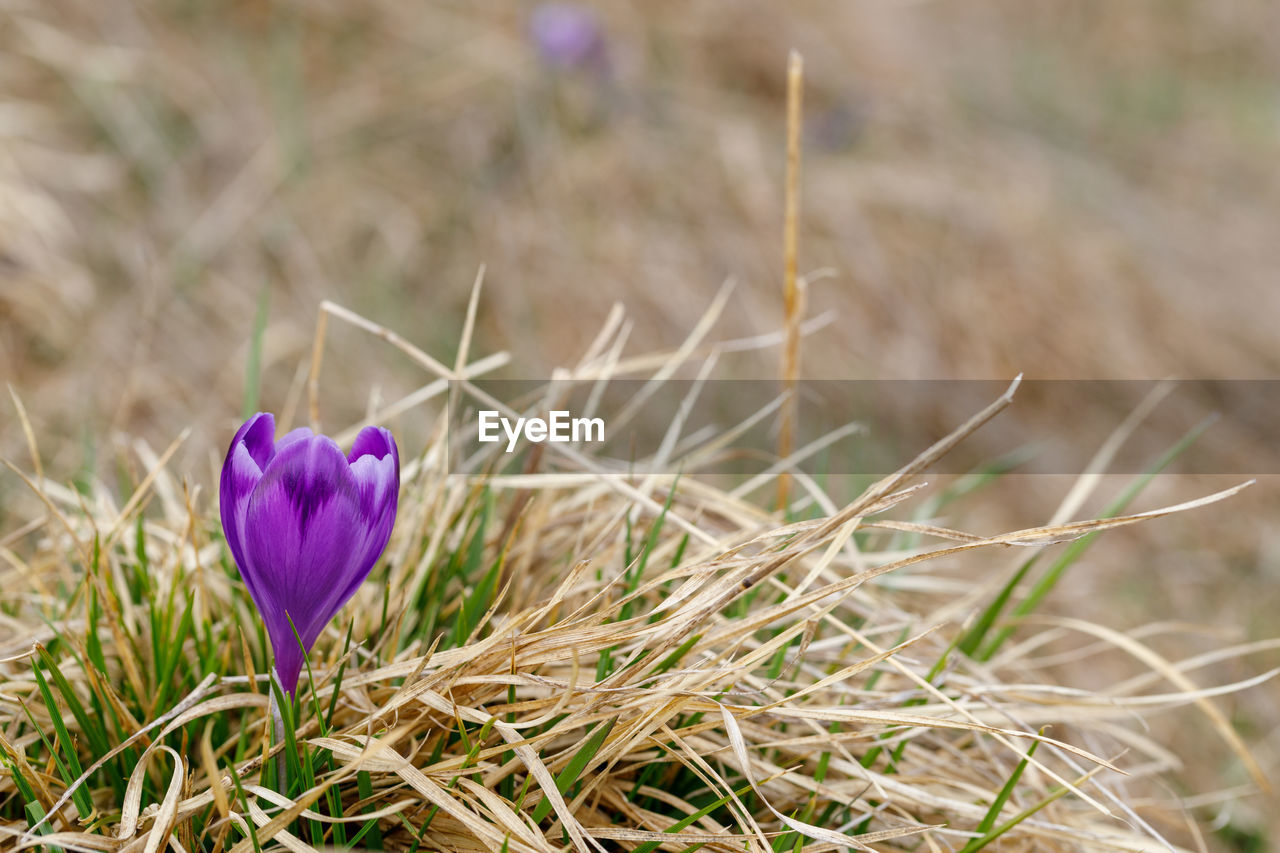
[777,50,805,511]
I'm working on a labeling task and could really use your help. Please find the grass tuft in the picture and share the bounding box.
[0,304,1273,852]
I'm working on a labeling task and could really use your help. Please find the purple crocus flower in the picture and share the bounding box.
[529,3,610,73]
[220,413,399,695]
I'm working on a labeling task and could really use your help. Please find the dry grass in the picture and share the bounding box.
[1,2,1278,850]
[1,301,1275,852]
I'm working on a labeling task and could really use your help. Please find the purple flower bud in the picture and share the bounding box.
[220,413,399,695]
[529,3,609,72]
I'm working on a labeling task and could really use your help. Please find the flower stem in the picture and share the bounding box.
[269,670,288,792]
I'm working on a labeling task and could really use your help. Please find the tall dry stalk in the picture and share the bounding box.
[776,50,805,512]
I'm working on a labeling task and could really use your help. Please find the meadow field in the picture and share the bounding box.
[2,3,1278,851]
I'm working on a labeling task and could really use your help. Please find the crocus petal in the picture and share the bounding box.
[348,425,398,466]
[333,448,399,608]
[310,426,400,635]
[348,425,400,515]
[219,413,275,590]
[236,412,278,470]
[273,426,316,458]
[242,435,360,688]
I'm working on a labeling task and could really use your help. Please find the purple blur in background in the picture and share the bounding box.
[529,3,610,73]
[220,413,399,695]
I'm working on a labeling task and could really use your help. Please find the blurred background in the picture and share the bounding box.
[2,1,1278,847]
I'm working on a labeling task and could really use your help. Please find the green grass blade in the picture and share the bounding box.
[226,762,264,853]
[957,554,1039,657]
[620,476,678,624]
[975,415,1215,661]
[324,620,355,732]
[959,777,1075,851]
[651,633,701,677]
[154,592,196,712]
[1,746,59,846]
[287,613,330,737]
[631,778,758,853]
[530,717,617,823]
[36,646,109,758]
[452,492,497,647]
[957,731,1043,852]
[356,770,384,849]
[28,668,93,818]
[409,712,498,833]
[85,546,106,673]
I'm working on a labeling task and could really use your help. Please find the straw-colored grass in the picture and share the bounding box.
[2,4,1277,848]
[2,301,1273,852]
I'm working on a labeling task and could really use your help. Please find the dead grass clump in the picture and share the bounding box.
[1,302,1273,852]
